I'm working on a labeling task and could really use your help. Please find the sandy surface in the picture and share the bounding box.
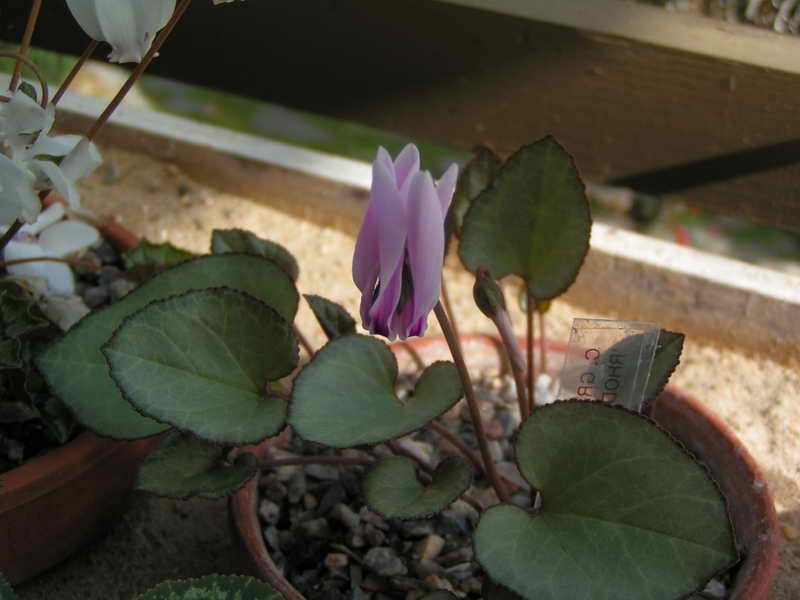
[17,144,800,599]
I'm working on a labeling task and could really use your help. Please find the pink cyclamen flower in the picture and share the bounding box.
[353,144,458,341]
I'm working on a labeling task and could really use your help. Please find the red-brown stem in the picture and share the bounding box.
[440,276,460,342]
[426,419,484,476]
[85,0,192,142]
[0,52,49,107]
[538,309,548,375]
[52,40,98,106]
[293,325,315,359]
[9,0,42,92]
[526,292,536,413]
[259,455,373,469]
[491,308,529,419]
[434,302,509,504]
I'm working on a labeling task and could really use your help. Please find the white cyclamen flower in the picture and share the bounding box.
[0,155,40,225]
[65,0,177,63]
[0,91,54,153]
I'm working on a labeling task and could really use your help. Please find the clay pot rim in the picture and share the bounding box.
[230,336,779,600]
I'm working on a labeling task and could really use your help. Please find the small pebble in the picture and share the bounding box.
[401,520,434,538]
[81,285,109,309]
[297,518,330,538]
[306,463,340,480]
[303,493,318,510]
[258,499,281,524]
[319,483,347,514]
[360,508,389,530]
[362,574,389,592]
[423,575,454,593]
[263,525,280,550]
[782,523,799,540]
[364,547,407,577]
[109,278,137,301]
[330,503,361,530]
[288,470,307,503]
[444,562,474,581]
[415,534,445,561]
[364,523,386,546]
[414,559,443,579]
[325,552,349,569]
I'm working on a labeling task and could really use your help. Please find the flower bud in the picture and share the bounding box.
[473,267,506,319]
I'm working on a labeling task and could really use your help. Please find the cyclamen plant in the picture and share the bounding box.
[2,2,738,600]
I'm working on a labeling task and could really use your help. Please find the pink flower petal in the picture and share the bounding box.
[406,171,446,330]
[436,164,459,214]
[393,144,420,190]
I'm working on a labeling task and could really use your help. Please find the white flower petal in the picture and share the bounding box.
[31,160,81,209]
[0,155,41,224]
[20,202,66,235]
[4,240,75,295]
[38,220,100,258]
[0,91,53,141]
[60,137,102,180]
[65,0,104,40]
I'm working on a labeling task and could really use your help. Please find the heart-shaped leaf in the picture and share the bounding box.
[483,579,524,600]
[104,288,296,444]
[475,401,737,600]
[289,335,462,447]
[136,431,258,499]
[304,294,356,340]
[459,137,591,300]
[364,456,472,519]
[446,145,503,244]
[134,574,282,600]
[212,229,299,282]
[37,254,298,439]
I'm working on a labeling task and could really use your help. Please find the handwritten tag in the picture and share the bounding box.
[557,319,659,412]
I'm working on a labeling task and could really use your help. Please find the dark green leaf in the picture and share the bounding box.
[644,330,684,408]
[289,335,462,447]
[483,579,524,600]
[304,294,356,340]
[459,137,591,300]
[446,146,503,243]
[37,254,298,440]
[104,289,295,444]
[134,574,282,600]
[364,456,471,519]
[137,431,258,499]
[475,401,737,600]
[124,240,197,275]
[212,229,299,281]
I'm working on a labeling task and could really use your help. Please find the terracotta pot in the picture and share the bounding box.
[229,334,780,600]
[0,220,159,585]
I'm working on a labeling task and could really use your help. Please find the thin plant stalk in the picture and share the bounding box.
[9,0,42,92]
[440,275,460,342]
[293,325,315,359]
[526,292,536,413]
[491,307,529,420]
[538,308,548,375]
[0,221,24,256]
[387,440,434,476]
[85,0,193,142]
[0,52,49,107]
[434,302,509,504]
[52,40,98,106]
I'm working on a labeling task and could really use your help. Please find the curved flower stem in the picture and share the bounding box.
[426,419,484,476]
[526,292,536,413]
[491,308,529,420]
[85,0,192,142]
[293,325,315,359]
[52,40,98,106]
[0,53,49,107]
[434,302,509,504]
[9,0,42,93]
